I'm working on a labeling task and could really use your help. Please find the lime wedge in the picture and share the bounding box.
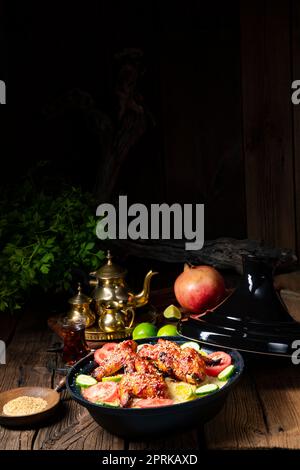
[181,341,208,356]
[163,304,182,320]
[102,374,123,383]
[195,383,219,396]
[167,380,195,402]
[218,365,235,381]
[198,350,208,357]
[181,341,201,351]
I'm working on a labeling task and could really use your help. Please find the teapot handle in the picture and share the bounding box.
[124,307,135,329]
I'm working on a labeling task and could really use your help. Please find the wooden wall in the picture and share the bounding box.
[119,0,300,252]
[241,0,300,253]
[7,0,300,255]
[159,2,246,241]
[293,0,300,257]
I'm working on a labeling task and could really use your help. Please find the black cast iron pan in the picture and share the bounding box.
[66,336,244,439]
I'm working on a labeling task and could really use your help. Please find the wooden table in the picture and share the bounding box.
[1,289,300,451]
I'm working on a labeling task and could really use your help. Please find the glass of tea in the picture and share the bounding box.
[60,317,90,365]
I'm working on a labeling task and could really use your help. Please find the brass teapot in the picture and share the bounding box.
[98,301,135,333]
[89,251,157,332]
[67,282,95,328]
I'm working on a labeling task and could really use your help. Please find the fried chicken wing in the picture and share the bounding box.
[134,356,160,375]
[158,347,206,384]
[92,340,137,381]
[138,339,206,385]
[138,339,181,360]
[119,372,169,407]
[92,337,205,405]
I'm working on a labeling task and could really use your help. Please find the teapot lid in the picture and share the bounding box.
[93,251,127,280]
[68,282,91,305]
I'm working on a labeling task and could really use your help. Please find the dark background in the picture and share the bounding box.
[2,0,300,252]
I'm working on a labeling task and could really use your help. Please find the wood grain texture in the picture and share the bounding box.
[241,0,296,250]
[33,392,124,450]
[0,310,56,450]
[128,430,200,450]
[0,313,18,345]
[109,238,296,274]
[158,2,246,240]
[204,375,270,449]
[280,289,300,321]
[33,375,124,450]
[0,309,125,451]
[2,292,300,450]
[205,360,300,450]
[292,0,300,258]
[249,361,300,449]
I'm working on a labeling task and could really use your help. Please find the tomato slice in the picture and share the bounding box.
[205,351,232,377]
[94,342,118,364]
[132,398,174,408]
[82,381,119,404]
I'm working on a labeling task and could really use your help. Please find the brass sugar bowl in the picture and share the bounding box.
[67,282,95,328]
[89,251,157,333]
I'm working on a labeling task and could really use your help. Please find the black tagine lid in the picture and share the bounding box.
[178,255,300,357]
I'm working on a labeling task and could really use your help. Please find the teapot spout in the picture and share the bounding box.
[130,270,158,308]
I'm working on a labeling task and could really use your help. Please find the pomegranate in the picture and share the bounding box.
[174,264,225,314]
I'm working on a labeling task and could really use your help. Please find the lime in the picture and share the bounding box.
[157,324,178,337]
[102,374,123,383]
[180,341,208,356]
[132,322,157,340]
[198,350,208,357]
[167,380,195,402]
[181,341,201,351]
[163,304,182,320]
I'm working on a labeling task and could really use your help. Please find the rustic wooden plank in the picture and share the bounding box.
[248,361,300,449]
[0,308,125,450]
[32,354,124,450]
[2,292,299,450]
[204,374,270,449]
[33,385,125,450]
[158,3,246,240]
[280,289,300,322]
[205,358,300,450]
[241,0,296,250]
[0,313,18,345]
[274,270,300,320]
[128,430,200,450]
[0,309,58,450]
[110,238,296,274]
[275,271,300,294]
[293,0,300,258]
